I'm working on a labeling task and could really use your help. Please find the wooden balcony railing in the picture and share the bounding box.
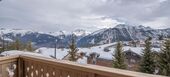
[0,55,19,77]
[0,54,166,77]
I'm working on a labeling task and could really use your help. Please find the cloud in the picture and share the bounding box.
[0,0,169,32]
[142,17,170,29]
[92,0,170,28]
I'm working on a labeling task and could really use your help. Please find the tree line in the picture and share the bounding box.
[112,37,170,76]
[0,38,34,53]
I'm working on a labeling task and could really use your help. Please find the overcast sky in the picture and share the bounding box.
[0,0,170,32]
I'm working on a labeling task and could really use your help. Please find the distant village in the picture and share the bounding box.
[0,37,166,72]
[84,39,163,71]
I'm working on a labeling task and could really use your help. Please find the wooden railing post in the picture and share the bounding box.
[18,57,24,77]
[88,73,95,77]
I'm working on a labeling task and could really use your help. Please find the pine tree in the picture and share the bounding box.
[21,43,27,50]
[113,41,127,69]
[0,47,3,53]
[7,42,15,50]
[139,37,155,74]
[68,34,79,61]
[15,39,21,50]
[0,34,5,53]
[158,34,164,41]
[158,38,170,76]
[26,41,33,51]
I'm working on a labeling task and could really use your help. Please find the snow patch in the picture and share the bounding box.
[1,50,50,58]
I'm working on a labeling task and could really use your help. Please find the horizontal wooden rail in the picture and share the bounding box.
[19,54,166,77]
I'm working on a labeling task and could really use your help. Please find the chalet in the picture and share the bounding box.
[139,41,145,47]
[87,49,141,71]
[62,51,86,61]
[88,57,113,67]
[87,52,100,65]
[128,40,145,47]
[123,49,141,71]
[152,40,161,48]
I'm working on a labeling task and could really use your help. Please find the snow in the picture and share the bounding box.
[123,46,160,55]
[90,39,95,44]
[0,49,88,64]
[115,24,131,29]
[46,31,68,37]
[34,42,159,61]
[4,38,13,42]
[0,28,33,37]
[0,28,68,38]
[35,47,69,59]
[77,57,87,64]
[91,28,107,35]
[79,43,117,60]
[0,42,161,64]
[1,50,50,58]
[115,24,152,31]
[35,47,88,64]
[78,43,160,60]
[72,29,91,36]
[47,29,90,37]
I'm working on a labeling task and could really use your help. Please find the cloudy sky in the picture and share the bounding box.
[0,0,169,32]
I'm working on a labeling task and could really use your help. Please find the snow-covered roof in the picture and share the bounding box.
[79,43,160,60]
[1,50,50,58]
[35,47,87,64]
[35,47,69,60]
[0,42,160,64]
[34,43,160,61]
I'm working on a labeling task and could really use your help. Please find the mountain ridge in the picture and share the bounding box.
[77,24,170,47]
[0,24,170,48]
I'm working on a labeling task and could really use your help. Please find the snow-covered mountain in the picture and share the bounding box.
[0,28,88,48]
[73,29,90,36]
[0,28,34,37]
[47,31,68,37]
[0,24,170,48]
[77,24,170,47]
[0,28,59,47]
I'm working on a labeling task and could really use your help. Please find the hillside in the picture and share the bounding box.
[77,24,170,47]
